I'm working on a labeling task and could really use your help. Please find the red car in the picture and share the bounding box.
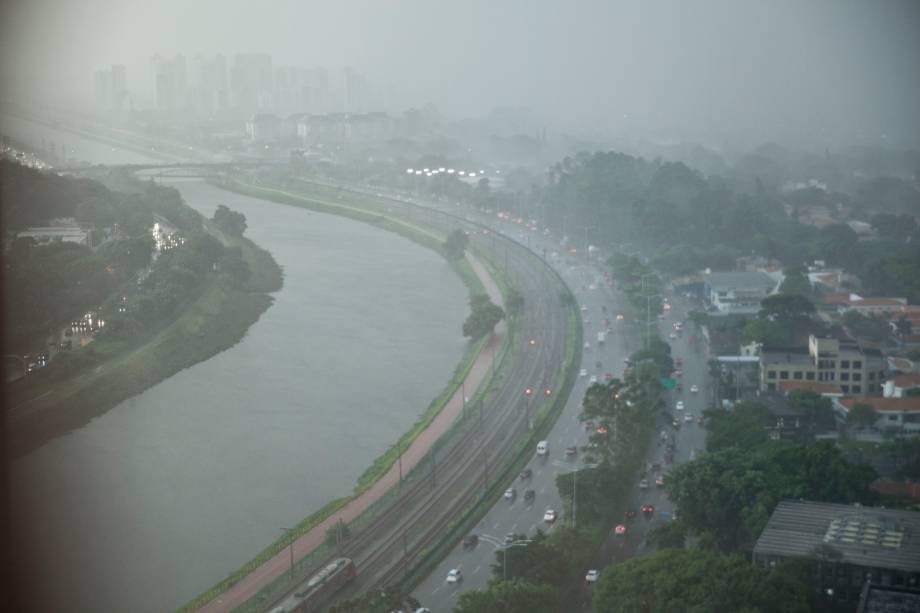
[614,524,627,536]
[642,504,655,515]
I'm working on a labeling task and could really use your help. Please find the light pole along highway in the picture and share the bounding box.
[553,460,599,529]
[477,534,533,582]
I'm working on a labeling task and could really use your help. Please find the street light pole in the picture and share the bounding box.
[280,527,294,580]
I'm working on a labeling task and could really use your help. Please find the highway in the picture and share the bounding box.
[409,212,711,612]
[240,179,578,613]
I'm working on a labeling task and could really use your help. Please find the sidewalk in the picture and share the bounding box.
[199,251,505,612]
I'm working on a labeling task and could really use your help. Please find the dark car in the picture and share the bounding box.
[625,508,637,521]
[524,489,535,503]
[565,446,577,456]
[642,504,655,515]
[462,534,479,550]
[519,468,532,481]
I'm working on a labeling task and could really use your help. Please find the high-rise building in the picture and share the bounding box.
[190,54,229,114]
[151,54,188,112]
[343,67,371,113]
[93,64,128,113]
[231,54,273,113]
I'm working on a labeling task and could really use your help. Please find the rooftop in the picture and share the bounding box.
[779,381,843,395]
[761,348,813,366]
[892,373,920,388]
[839,397,920,414]
[858,584,920,613]
[888,357,916,372]
[851,298,907,307]
[753,500,920,573]
[704,271,777,290]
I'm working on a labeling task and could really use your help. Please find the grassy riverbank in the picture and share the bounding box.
[8,216,282,458]
[178,176,507,612]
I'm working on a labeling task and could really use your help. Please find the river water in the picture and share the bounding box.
[4,115,469,612]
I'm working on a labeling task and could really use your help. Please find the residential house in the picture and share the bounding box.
[245,113,283,141]
[752,500,920,609]
[890,306,920,346]
[703,271,779,315]
[836,295,909,317]
[883,373,920,398]
[833,396,920,434]
[760,335,886,395]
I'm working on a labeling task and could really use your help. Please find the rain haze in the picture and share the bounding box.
[1,0,919,149]
[3,2,920,613]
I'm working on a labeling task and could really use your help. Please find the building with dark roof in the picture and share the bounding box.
[857,583,920,613]
[753,500,920,609]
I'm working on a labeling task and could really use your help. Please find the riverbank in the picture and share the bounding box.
[182,176,511,612]
[7,200,283,457]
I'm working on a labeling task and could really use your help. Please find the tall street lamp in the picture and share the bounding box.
[479,534,532,581]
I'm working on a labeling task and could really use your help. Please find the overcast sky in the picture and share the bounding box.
[1,0,918,150]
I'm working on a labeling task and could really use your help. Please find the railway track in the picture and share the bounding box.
[250,181,575,613]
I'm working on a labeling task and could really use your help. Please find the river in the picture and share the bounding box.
[4,115,470,612]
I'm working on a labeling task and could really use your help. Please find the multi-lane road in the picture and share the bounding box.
[410,213,711,612]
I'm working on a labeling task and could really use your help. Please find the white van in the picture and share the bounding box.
[536,440,549,456]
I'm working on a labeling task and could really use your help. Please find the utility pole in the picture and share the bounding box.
[280,527,295,580]
[397,440,403,488]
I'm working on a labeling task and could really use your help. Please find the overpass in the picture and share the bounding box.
[61,159,291,178]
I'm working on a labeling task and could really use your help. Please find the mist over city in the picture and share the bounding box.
[2,0,919,151]
[2,2,920,613]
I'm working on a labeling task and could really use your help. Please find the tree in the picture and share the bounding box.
[759,293,816,322]
[703,403,771,453]
[454,579,558,613]
[462,294,505,340]
[848,402,878,429]
[443,228,469,260]
[212,204,247,236]
[666,441,877,551]
[647,520,687,550]
[787,389,834,427]
[842,310,891,343]
[505,287,524,316]
[593,549,811,613]
[742,318,790,347]
[779,265,812,297]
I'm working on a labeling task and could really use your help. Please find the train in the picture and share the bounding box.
[268,557,356,613]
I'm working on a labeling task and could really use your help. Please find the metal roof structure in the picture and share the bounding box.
[703,271,777,290]
[754,500,920,573]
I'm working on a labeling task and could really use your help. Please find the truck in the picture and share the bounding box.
[597,331,606,345]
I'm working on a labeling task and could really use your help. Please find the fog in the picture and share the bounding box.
[1,0,919,151]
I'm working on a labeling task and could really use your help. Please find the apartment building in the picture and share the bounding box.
[760,335,885,395]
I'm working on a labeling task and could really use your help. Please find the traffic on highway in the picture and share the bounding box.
[411,213,711,611]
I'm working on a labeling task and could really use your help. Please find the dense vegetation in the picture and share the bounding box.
[593,549,812,613]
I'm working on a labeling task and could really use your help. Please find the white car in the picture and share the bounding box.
[579,368,588,377]
[544,509,557,523]
[684,413,694,422]
[639,478,649,490]
[584,342,591,350]
[586,569,600,583]
[504,487,515,500]
[690,384,699,393]
[581,305,588,312]
[446,568,462,583]
[669,332,677,339]
[676,401,685,411]
[589,375,598,384]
